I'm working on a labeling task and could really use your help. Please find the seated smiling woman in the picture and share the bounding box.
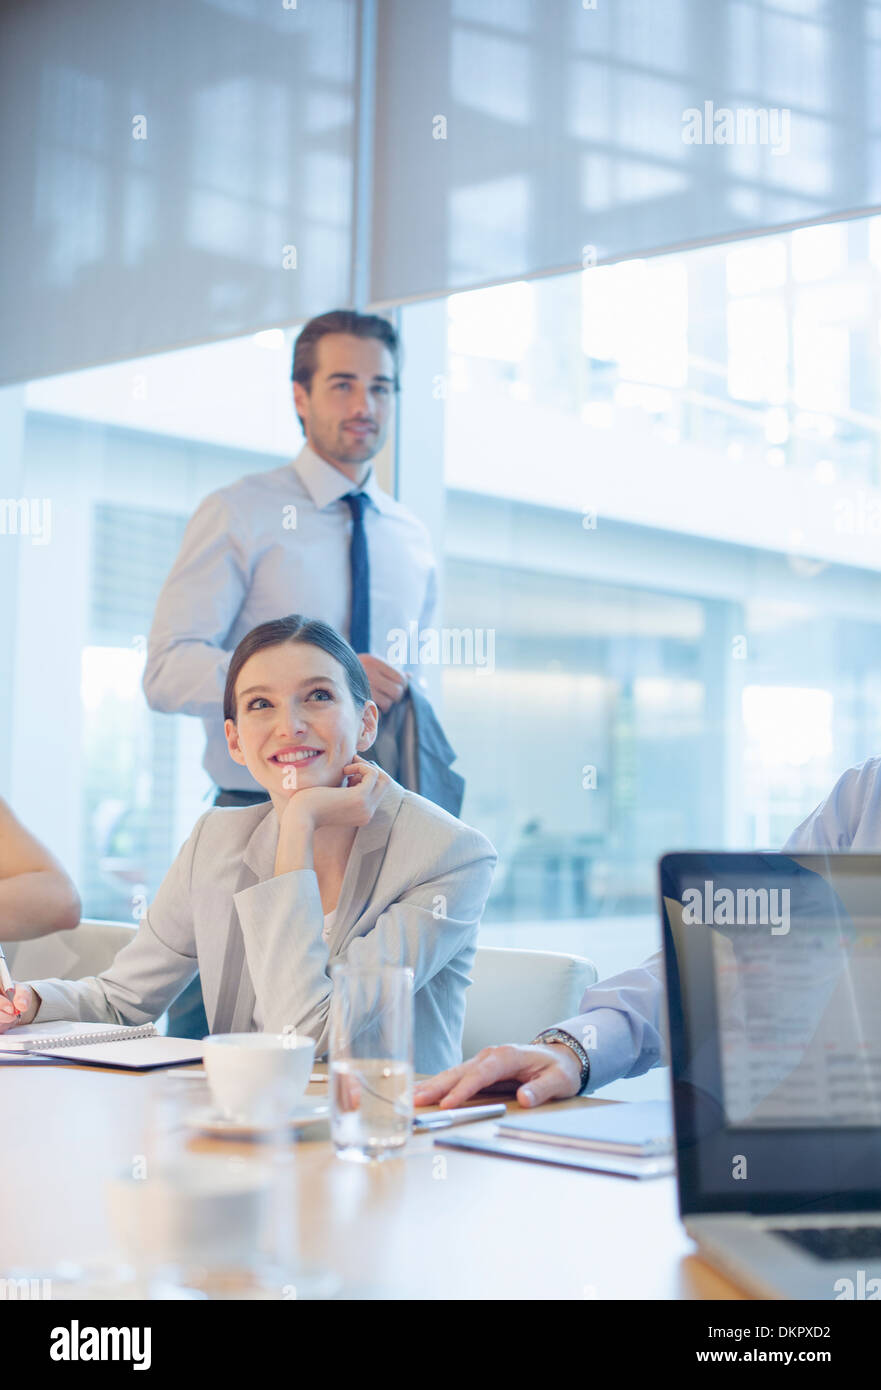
[0,616,497,1074]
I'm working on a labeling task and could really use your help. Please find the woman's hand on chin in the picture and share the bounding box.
[273,758,389,875]
[281,756,388,833]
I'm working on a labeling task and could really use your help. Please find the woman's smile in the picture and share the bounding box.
[269,744,324,768]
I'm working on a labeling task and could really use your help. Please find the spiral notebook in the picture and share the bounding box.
[0,1021,203,1070]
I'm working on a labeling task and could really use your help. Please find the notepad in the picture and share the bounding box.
[497,1099,673,1156]
[434,1129,674,1179]
[0,1021,203,1071]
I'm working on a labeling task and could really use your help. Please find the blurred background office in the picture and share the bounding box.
[3,0,881,1097]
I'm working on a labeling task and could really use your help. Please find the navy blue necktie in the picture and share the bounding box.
[343,491,370,654]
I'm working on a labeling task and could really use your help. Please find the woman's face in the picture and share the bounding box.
[224,641,377,800]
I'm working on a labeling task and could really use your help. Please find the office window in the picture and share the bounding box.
[399,212,881,988]
[82,503,186,921]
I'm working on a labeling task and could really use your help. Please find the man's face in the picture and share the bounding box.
[294,332,395,471]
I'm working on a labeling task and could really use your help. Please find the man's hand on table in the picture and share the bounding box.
[413,1042,583,1110]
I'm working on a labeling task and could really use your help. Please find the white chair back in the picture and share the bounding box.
[461,944,597,1059]
[1,918,136,983]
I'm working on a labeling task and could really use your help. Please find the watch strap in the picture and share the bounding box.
[531,1027,591,1093]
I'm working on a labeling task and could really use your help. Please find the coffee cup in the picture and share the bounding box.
[202,1032,315,1123]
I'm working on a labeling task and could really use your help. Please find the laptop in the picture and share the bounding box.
[659,850,881,1300]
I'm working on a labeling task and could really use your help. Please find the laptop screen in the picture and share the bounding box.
[659,852,881,1216]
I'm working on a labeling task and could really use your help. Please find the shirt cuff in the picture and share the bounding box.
[553,1006,652,1094]
[27,979,103,1024]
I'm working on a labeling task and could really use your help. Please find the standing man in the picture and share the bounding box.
[144,310,441,808]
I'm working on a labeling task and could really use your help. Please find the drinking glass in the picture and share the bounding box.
[329,965,414,1162]
[106,1073,299,1299]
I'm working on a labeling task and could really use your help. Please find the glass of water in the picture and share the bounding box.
[329,965,414,1162]
[107,1074,299,1299]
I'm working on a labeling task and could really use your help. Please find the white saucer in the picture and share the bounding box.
[193,1095,329,1138]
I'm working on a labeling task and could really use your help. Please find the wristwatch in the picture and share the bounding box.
[531,1027,591,1093]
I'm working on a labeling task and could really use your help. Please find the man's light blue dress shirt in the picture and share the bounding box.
[143,445,436,792]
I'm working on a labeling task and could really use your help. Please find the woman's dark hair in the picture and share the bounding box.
[223,615,371,723]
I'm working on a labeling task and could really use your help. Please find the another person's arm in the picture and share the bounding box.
[783,757,881,852]
[142,491,250,718]
[357,545,437,711]
[0,799,81,942]
[413,950,666,1109]
[416,561,437,638]
[0,815,209,1033]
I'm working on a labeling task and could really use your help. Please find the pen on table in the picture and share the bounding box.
[0,944,19,1015]
[412,1103,507,1131]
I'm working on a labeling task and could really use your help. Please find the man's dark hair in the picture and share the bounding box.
[291,309,400,388]
[223,614,371,723]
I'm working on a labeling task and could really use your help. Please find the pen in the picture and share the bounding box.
[413,1103,507,1131]
[0,944,18,1013]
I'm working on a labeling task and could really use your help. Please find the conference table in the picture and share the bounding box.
[2,1063,744,1301]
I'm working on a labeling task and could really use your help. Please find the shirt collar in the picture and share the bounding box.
[292,444,392,515]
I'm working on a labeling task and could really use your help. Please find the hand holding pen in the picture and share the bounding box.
[0,943,17,1011]
[0,945,35,1032]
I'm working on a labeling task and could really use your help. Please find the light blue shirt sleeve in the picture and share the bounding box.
[783,757,881,851]
[553,949,666,1093]
[418,562,438,633]
[143,490,251,719]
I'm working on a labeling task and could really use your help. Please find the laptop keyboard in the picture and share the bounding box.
[771,1226,881,1261]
